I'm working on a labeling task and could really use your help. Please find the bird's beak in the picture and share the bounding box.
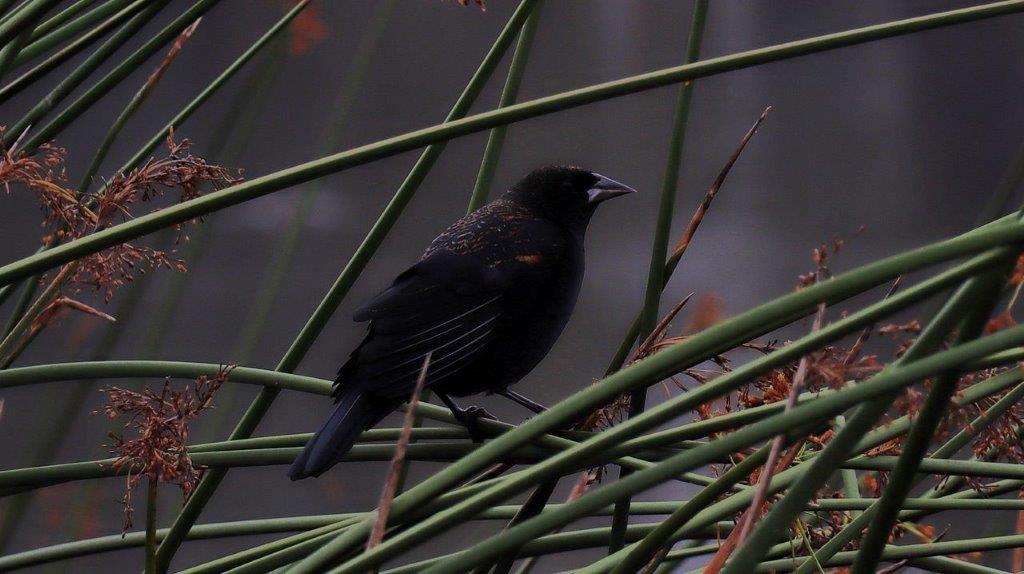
[587,173,637,204]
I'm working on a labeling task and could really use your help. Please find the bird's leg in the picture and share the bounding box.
[498,389,548,415]
[436,392,496,443]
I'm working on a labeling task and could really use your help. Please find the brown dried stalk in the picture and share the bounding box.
[702,440,805,574]
[730,304,824,549]
[368,354,432,552]
[669,106,771,263]
[145,19,201,92]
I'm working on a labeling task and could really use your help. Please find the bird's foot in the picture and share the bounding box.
[462,405,496,443]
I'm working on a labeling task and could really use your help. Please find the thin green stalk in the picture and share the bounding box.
[0,12,35,82]
[291,245,1011,573]
[0,0,61,48]
[130,10,295,367]
[4,1,168,150]
[74,5,206,194]
[0,283,14,308]
[832,414,862,517]
[0,515,364,572]
[0,0,150,105]
[146,476,158,574]
[108,0,311,179]
[610,0,708,552]
[841,456,1024,479]
[206,0,396,440]
[152,3,541,571]
[0,0,19,21]
[10,0,222,153]
[15,0,130,66]
[186,520,357,574]
[756,534,1024,572]
[1,276,36,337]
[466,0,543,213]
[462,5,545,571]
[608,442,769,574]
[28,0,98,40]
[214,526,351,574]
[0,360,332,394]
[0,262,73,363]
[6,0,1024,286]
[0,444,551,491]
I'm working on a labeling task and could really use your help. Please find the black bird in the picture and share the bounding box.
[289,166,636,480]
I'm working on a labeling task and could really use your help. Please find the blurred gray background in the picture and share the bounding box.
[2,0,1024,571]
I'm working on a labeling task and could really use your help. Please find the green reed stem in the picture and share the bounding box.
[28,0,98,41]
[0,0,150,105]
[0,12,35,82]
[205,0,396,442]
[10,0,222,153]
[4,1,167,148]
[15,0,134,67]
[145,476,157,574]
[609,0,708,553]
[0,0,61,48]
[6,0,1024,288]
[466,0,543,213]
[0,0,20,22]
[109,0,310,179]
[75,3,207,194]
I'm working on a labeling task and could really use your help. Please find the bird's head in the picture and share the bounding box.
[507,166,636,230]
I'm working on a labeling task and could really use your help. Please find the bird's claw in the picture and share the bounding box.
[465,405,496,420]
[463,405,495,443]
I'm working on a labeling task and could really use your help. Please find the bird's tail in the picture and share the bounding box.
[289,387,380,480]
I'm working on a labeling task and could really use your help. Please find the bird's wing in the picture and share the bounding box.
[340,255,509,401]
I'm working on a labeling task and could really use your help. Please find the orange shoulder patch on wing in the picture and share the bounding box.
[515,254,543,265]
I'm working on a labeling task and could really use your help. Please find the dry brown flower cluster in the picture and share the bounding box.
[554,221,1024,564]
[609,236,1024,560]
[1,129,238,306]
[98,366,233,532]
